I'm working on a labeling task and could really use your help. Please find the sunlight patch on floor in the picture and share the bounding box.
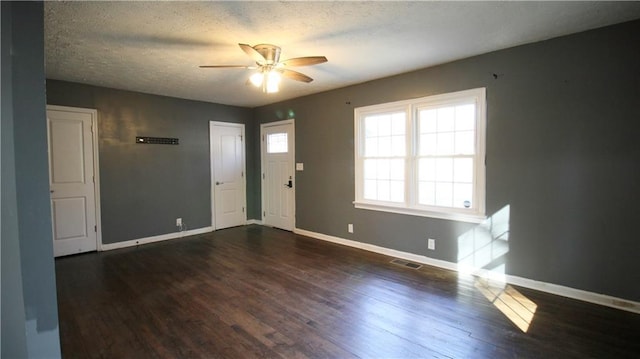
[474,278,538,332]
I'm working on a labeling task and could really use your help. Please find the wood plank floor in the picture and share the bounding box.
[56,225,640,358]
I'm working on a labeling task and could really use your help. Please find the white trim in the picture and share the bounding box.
[100,226,213,251]
[246,219,263,225]
[210,121,247,230]
[46,105,103,252]
[354,201,485,223]
[293,227,640,314]
[260,119,296,231]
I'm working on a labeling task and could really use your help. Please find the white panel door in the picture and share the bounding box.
[211,122,246,230]
[47,107,98,257]
[261,120,294,231]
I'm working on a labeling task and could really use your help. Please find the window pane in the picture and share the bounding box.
[418,103,476,153]
[363,112,405,158]
[377,180,390,201]
[418,158,436,182]
[267,133,288,153]
[390,180,404,202]
[376,159,390,180]
[435,158,453,182]
[455,131,475,155]
[378,116,391,137]
[365,138,378,157]
[364,180,377,200]
[435,182,453,207]
[391,135,405,156]
[453,158,473,183]
[420,110,437,133]
[453,183,473,209]
[363,158,404,202]
[378,136,391,156]
[390,159,404,180]
[391,114,405,135]
[420,134,437,156]
[419,181,436,205]
[437,132,455,155]
[365,116,378,137]
[437,107,455,131]
[455,104,475,131]
[364,159,377,179]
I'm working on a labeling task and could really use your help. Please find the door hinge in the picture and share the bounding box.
[241,171,244,177]
[240,135,243,141]
[242,207,245,213]
[94,225,97,232]
[263,211,266,217]
[262,173,265,179]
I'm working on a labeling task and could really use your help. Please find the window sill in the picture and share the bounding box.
[353,201,485,223]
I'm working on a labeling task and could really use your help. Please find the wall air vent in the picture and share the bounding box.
[390,258,423,270]
[136,136,179,145]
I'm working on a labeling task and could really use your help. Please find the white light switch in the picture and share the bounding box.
[296,163,304,171]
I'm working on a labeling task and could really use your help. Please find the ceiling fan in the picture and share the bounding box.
[200,43,327,93]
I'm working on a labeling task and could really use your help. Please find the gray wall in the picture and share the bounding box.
[1,2,62,357]
[46,80,254,244]
[254,20,640,302]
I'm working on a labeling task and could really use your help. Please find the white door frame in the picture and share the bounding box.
[46,104,103,252]
[210,121,247,230]
[260,119,295,230]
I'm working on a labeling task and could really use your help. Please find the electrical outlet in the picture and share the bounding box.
[348,224,354,233]
[176,218,182,227]
[428,238,436,250]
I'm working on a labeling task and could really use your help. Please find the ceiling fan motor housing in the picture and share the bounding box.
[253,44,281,65]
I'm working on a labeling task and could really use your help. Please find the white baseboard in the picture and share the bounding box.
[246,219,263,225]
[100,226,213,251]
[293,227,640,314]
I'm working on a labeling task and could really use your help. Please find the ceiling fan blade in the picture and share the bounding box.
[280,56,327,67]
[239,43,266,64]
[280,69,313,83]
[199,65,255,69]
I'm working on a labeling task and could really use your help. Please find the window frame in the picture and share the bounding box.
[354,88,486,223]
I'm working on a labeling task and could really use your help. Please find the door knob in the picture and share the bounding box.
[284,179,293,188]
[216,181,224,185]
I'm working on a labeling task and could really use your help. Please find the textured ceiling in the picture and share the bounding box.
[45,1,640,108]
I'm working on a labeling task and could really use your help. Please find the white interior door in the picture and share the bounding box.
[211,122,246,230]
[47,106,99,257]
[261,120,295,231]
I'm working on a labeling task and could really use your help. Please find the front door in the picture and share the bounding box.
[261,120,295,231]
[210,122,246,230]
[47,106,99,257]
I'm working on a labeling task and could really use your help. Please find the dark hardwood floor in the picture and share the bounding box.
[56,225,640,358]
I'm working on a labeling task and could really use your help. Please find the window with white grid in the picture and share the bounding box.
[267,133,288,153]
[362,111,406,203]
[354,88,486,223]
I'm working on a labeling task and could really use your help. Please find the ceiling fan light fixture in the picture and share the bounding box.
[265,71,281,93]
[249,72,263,87]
